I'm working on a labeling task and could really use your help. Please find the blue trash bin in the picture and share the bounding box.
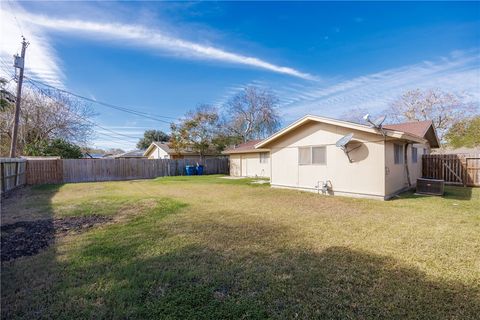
[185,165,196,176]
[196,165,204,175]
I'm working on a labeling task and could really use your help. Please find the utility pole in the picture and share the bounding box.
[9,37,28,158]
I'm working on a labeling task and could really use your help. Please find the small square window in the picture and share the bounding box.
[298,147,311,165]
[312,147,326,165]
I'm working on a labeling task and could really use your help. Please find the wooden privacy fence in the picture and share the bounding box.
[25,157,229,185]
[1,158,26,196]
[422,154,480,187]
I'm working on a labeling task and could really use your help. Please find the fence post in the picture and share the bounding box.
[0,162,4,194]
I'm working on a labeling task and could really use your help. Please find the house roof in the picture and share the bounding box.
[255,115,428,149]
[384,120,440,148]
[143,142,171,157]
[113,150,146,158]
[143,141,217,157]
[223,140,269,154]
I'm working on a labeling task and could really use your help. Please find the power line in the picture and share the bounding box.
[25,77,178,124]
[26,80,141,143]
[92,130,139,144]
[27,77,176,123]
[26,79,141,144]
[0,60,15,78]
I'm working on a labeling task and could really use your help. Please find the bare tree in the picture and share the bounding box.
[225,87,281,142]
[339,107,374,124]
[0,86,94,156]
[386,89,477,141]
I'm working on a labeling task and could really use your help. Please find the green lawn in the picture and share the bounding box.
[1,175,479,319]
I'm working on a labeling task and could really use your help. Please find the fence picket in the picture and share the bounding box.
[422,154,479,187]
[19,157,228,186]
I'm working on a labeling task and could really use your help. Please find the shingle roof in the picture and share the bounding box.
[113,150,146,158]
[223,140,269,154]
[383,120,433,139]
[384,120,439,147]
[144,142,217,156]
[152,142,172,154]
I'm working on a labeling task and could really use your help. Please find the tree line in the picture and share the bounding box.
[339,88,478,148]
[1,76,478,159]
[137,86,281,159]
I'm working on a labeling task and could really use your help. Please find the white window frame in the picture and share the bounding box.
[298,146,327,166]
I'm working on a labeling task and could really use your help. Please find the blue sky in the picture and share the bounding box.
[1,1,479,150]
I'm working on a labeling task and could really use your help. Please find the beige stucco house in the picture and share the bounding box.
[227,115,439,200]
[223,140,271,178]
[143,142,217,161]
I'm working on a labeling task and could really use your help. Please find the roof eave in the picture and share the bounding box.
[223,148,269,154]
[255,115,423,148]
[386,132,427,144]
[255,115,313,148]
[143,143,157,157]
[428,125,441,148]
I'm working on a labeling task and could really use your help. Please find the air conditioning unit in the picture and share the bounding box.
[416,178,444,196]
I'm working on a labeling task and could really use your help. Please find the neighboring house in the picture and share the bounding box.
[234,115,439,200]
[82,152,104,159]
[111,150,146,159]
[223,140,271,178]
[143,142,217,160]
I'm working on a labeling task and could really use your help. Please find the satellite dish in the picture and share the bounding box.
[363,113,387,135]
[335,133,354,151]
[372,115,386,128]
[336,133,363,163]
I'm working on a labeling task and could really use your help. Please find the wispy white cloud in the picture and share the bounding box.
[0,2,64,86]
[2,4,314,81]
[276,50,480,120]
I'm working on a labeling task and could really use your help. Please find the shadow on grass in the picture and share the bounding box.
[1,184,63,261]
[443,186,473,201]
[1,184,61,319]
[1,183,111,319]
[4,213,479,319]
[395,185,474,201]
[2,185,479,319]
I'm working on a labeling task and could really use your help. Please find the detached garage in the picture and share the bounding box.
[223,140,270,178]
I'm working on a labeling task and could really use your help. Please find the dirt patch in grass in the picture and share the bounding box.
[1,215,111,262]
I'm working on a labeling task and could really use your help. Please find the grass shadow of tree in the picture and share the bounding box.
[394,185,473,201]
[14,213,477,319]
[1,184,62,319]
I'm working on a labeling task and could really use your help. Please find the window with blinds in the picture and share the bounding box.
[259,152,269,163]
[298,147,311,165]
[312,146,326,165]
[412,147,418,163]
[298,146,326,165]
[394,143,404,164]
